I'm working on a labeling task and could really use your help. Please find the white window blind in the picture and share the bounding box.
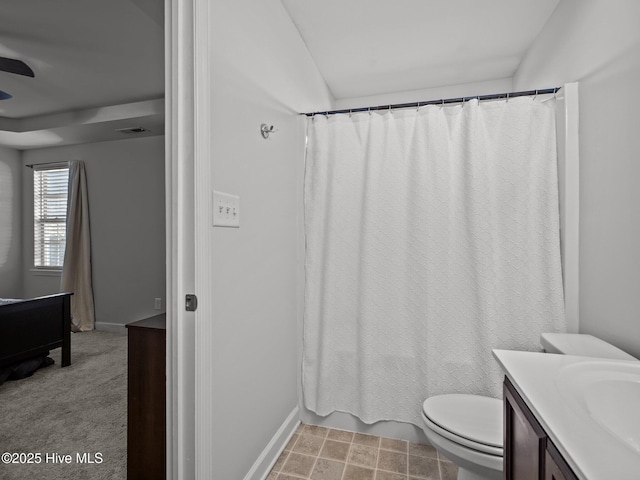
[34,165,69,268]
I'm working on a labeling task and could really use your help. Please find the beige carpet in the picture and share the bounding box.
[0,330,127,480]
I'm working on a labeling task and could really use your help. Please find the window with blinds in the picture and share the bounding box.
[33,165,69,268]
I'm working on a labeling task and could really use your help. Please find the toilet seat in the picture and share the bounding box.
[422,394,503,457]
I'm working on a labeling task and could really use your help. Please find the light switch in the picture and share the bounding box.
[213,191,240,227]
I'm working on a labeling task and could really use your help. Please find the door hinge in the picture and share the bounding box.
[185,294,198,312]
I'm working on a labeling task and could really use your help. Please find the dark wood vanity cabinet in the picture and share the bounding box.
[504,378,578,480]
[127,314,166,480]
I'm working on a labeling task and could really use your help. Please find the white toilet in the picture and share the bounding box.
[421,333,637,480]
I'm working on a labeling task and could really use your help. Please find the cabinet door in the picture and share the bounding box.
[545,450,567,480]
[545,441,579,480]
[504,378,546,480]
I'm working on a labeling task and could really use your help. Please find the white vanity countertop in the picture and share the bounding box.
[493,349,640,480]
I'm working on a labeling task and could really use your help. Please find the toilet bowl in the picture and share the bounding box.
[421,333,638,480]
[422,394,503,480]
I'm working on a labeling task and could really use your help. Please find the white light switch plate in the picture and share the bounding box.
[213,191,240,227]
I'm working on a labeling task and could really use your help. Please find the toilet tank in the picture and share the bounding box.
[540,333,637,360]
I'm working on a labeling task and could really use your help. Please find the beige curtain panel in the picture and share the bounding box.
[61,160,95,332]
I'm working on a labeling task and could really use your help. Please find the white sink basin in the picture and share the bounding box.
[556,360,640,454]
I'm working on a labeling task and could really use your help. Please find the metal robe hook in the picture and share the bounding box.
[260,123,277,139]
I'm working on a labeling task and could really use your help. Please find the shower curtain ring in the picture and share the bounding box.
[368,107,371,116]
[416,102,420,111]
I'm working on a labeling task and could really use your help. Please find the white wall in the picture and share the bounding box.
[207,0,332,478]
[514,0,640,358]
[0,146,22,297]
[21,136,165,329]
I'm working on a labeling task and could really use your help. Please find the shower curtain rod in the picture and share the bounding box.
[302,87,560,117]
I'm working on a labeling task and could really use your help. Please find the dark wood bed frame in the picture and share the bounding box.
[0,292,72,368]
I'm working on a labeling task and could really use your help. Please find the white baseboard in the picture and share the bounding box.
[94,322,127,335]
[243,406,300,480]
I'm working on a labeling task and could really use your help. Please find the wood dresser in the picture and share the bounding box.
[126,314,166,479]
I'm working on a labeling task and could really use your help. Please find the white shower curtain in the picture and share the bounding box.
[303,97,566,427]
[61,160,95,332]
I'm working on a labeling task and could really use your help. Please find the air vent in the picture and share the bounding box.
[115,126,150,134]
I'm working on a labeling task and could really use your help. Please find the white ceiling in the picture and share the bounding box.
[0,0,164,149]
[280,0,561,100]
[1,0,562,149]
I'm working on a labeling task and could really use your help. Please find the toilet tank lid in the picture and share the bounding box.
[540,333,637,361]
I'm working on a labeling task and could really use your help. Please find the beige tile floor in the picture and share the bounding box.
[267,424,458,480]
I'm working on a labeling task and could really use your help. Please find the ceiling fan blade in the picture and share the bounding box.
[0,89,13,100]
[0,57,35,77]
